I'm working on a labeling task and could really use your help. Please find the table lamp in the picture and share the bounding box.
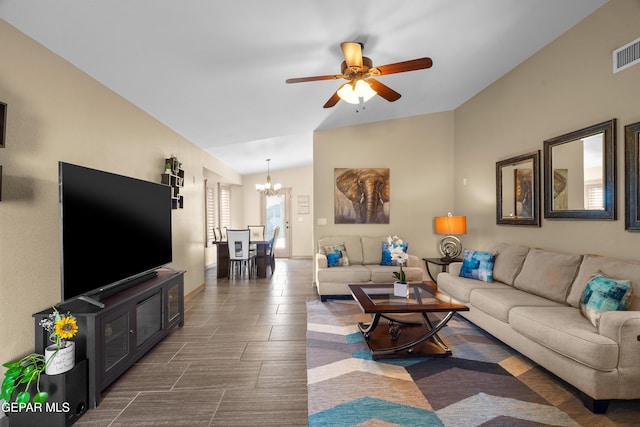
[434,213,467,262]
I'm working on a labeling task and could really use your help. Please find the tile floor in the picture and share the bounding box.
[75,258,317,426]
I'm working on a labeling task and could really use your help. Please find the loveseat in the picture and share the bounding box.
[436,242,640,413]
[315,235,425,301]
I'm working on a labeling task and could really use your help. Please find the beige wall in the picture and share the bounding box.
[313,112,455,260]
[0,20,241,365]
[453,0,640,256]
[242,165,314,257]
[2,0,639,375]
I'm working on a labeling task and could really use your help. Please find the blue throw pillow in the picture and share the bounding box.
[580,272,633,328]
[319,243,350,267]
[459,249,495,282]
[381,242,408,266]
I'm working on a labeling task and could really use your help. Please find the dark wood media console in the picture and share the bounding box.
[33,269,185,408]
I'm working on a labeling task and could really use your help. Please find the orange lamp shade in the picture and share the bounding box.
[434,216,467,235]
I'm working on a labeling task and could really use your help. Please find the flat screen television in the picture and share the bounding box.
[59,162,172,304]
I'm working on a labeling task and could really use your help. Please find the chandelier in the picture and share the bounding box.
[255,159,281,196]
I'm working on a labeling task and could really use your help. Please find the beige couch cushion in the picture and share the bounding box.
[470,288,563,323]
[437,274,511,303]
[318,236,363,265]
[316,265,371,283]
[513,249,582,304]
[487,242,530,286]
[566,254,640,310]
[361,236,386,265]
[509,306,619,371]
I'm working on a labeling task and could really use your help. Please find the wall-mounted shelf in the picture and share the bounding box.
[161,156,184,209]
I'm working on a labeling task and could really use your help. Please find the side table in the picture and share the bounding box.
[422,257,462,284]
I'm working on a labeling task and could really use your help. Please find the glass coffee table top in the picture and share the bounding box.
[350,283,467,313]
[348,283,469,359]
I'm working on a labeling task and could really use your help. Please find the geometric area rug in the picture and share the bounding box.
[307,300,640,427]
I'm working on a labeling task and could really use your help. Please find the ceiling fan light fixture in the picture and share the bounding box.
[337,79,377,104]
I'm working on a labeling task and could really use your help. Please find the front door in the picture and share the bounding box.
[262,188,291,258]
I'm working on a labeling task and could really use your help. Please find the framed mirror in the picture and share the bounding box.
[544,119,616,219]
[625,121,640,230]
[496,151,540,226]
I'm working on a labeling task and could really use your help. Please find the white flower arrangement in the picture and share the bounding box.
[387,235,408,283]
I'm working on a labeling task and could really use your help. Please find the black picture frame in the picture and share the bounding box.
[0,102,6,148]
[496,151,540,226]
[543,119,617,220]
[625,121,640,230]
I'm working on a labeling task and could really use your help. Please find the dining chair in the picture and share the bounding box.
[267,226,280,276]
[248,225,265,241]
[226,229,255,278]
[212,227,220,243]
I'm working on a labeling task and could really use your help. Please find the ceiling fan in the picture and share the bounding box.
[285,42,433,108]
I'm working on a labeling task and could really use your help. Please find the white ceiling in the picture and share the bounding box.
[0,0,607,174]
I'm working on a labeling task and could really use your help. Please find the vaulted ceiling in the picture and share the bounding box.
[0,0,607,174]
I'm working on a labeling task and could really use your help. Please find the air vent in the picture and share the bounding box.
[613,36,640,73]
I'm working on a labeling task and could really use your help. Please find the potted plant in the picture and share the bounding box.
[1,307,78,407]
[1,353,48,406]
[387,236,409,297]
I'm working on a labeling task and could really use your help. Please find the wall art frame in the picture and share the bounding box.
[0,101,6,148]
[496,150,540,226]
[334,168,390,224]
[543,119,617,220]
[624,121,640,230]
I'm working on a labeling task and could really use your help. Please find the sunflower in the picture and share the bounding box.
[55,316,78,340]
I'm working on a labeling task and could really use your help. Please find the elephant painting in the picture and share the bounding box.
[335,168,390,224]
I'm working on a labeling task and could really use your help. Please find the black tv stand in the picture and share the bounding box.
[34,269,184,408]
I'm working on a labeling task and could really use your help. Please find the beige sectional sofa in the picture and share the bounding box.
[436,242,640,413]
[315,235,425,301]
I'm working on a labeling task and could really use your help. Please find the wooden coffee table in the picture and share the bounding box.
[349,283,469,359]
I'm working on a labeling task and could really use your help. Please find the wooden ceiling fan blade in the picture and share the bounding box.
[341,42,363,68]
[285,74,341,84]
[368,78,401,102]
[323,91,341,108]
[375,57,433,75]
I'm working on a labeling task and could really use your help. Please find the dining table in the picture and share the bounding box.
[214,240,270,278]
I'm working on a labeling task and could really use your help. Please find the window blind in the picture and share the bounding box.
[204,180,216,247]
[219,183,231,230]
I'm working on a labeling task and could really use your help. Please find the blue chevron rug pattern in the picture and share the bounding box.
[306,299,640,427]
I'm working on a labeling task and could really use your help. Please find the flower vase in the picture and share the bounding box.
[45,341,75,375]
[393,281,409,298]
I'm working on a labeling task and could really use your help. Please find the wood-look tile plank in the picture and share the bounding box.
[212,324,273,341]
[241,341,307,361]
[257,360,308,388]
[162,326,217,343]
[269,324,307,341]
[256,312,308,326]
[136,341,185,363]
[174,359,262,390]
[106,362,190,392]
[110,390,223,426]
[74,390,139,427]
[276,303,308,314]
[172,341,247,362]
[212,387,308,426]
